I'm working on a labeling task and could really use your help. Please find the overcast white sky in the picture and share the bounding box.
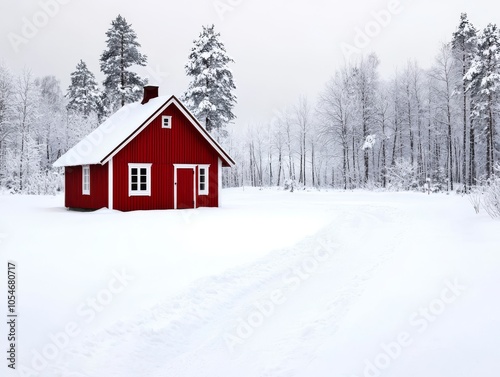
[1,0,499,126]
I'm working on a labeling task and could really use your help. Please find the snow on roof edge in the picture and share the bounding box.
[53,96,236,168]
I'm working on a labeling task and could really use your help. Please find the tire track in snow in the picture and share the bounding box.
[42,204,406,377]
[252,205,406,377]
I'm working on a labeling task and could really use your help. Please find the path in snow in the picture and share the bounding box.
[42,202,406,377]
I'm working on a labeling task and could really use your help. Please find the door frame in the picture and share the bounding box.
[173,164,197,209]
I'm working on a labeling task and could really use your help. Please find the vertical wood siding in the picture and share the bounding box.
[112,104,219,211]
[65,164,108,209]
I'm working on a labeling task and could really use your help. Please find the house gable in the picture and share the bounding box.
[111,103,221,211]
[53,96,235,169]
[100,96,234,168]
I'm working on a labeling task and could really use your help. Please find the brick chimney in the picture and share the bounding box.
[141,85,159,104]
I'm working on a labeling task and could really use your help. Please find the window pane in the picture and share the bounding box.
[132,176,137,183]
[132,183,137,191]
[200,183,205,191]
[131,168,137,175]
[140,183,147,191]
[140,168,147,175]
[200,176,205,183]
[140,175,147,183]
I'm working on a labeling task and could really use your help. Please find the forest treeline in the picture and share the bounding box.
[224,14,500,193]
[0,13,499,195]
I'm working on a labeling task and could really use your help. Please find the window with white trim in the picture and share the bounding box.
[82,165,90,195]
[198,165,209,195]
[128,163,152,196]
[162,115,172,129]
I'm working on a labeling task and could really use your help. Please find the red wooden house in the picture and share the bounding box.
[54,86,235,211]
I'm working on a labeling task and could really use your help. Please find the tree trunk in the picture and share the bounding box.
[343,139,347,190]
[302,131,307,186]
[487,94,495,178]
[381,118,387,188]
[469,118,476,187]
[19,132,24,192]
[352,135,357,185]
[447,104,454,191]
[462,58,468,191]
[299,144,303,184]
[277,150,282,186]
[311,141,315,187]
[268,150,273,186]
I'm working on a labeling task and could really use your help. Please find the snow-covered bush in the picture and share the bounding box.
[422,178,431,194]
[284,179,297,192]
[455,184,467,195]
[483,176,500,218]
[429,166,448,192]
[3,142,62,195]
[468,188,483,214]
[364,179,381,191]
[386,158,417,191]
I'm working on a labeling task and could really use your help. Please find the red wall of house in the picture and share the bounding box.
[112,103,219,211]
[64,164,108,209]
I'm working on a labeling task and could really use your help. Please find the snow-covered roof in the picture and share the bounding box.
[53,95,235,168]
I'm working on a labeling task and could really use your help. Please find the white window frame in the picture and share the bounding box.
[82,165,90,195]
[128,163,152,197]
[161,115,172,129]
[198,165,209,195]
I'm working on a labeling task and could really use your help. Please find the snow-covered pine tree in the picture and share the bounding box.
[452,13,477,190]
[66,61,101,159]
[466,23,500,178]
[67,60,101,117]
[183,24,236,133]
[100,15,147,111]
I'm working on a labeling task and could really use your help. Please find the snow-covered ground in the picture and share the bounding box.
[1,188,499,377]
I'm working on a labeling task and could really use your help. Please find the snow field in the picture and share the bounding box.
[1,188,499,377]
